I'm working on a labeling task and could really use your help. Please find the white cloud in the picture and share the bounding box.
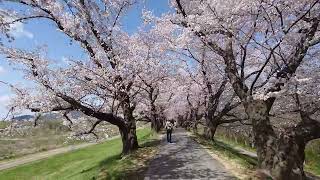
[0,66,5,74]
[9,22,34,39]
[61,56,68,63]
[59,56,72,66]
[0,94,12,118]
[0,94,10,106]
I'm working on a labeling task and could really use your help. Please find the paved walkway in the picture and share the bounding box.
[144,128,236,180]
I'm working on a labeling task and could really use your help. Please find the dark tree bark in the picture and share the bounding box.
[192,119,199,134]
[244,99,320,180]
[140,85,162,133]
[244,99,306,179]
[270,133,306,179]
[150,100,162,132]
[150,116,162,132]
[204,119,218,140]
[120,96,139,155]
[202,79,228,140]
[119,123,139,155]
[244,99,276,168]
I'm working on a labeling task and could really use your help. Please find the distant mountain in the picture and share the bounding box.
[69,111,82,119]
[41,112,62,120]
[13,115,34,121]
[42,111,83,120]
[12,111,84,121]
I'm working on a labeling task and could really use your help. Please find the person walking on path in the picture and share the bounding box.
[165,120,174,143]
[144,128,236,179]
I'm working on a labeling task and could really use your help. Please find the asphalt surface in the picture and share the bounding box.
[144,128,236,180]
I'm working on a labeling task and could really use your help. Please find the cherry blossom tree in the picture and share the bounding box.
[2,1,320,178]
[185,82,205,132]
[177,43,243,140]
[172,0,320,178]
[131,31,171,132]
[153,17,244,139]
[0,0,145,155]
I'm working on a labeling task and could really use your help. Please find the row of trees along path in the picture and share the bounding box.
[0,0,320,179]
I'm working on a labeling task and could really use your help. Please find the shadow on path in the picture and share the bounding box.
[144,128,236,180]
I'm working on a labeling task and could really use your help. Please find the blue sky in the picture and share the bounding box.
[0,0,172,118]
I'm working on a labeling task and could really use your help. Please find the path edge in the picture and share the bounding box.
[186,131,251,180]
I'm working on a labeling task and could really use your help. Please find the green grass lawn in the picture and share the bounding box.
[304,140,320,176]
[0,121,8,129]
[0,128,158,180]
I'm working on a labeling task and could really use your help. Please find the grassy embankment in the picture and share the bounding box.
[193,125,320,177]
[0,128,159,180]
[0,120,85,161]
[214,132,320,176]
[0,120,143,161]
[0,121,8,129]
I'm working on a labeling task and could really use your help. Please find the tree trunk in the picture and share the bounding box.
[119,111,138,155]
[119,124,139,155]
[151,117,161,132]
[271,114,320,180]
[150,103,161,132]
[204,118,218,141]
[244,99,307,180]
[120,98,139,155]
[270,134,306,180]
[245,99,276,167]
[193,122,198,134]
